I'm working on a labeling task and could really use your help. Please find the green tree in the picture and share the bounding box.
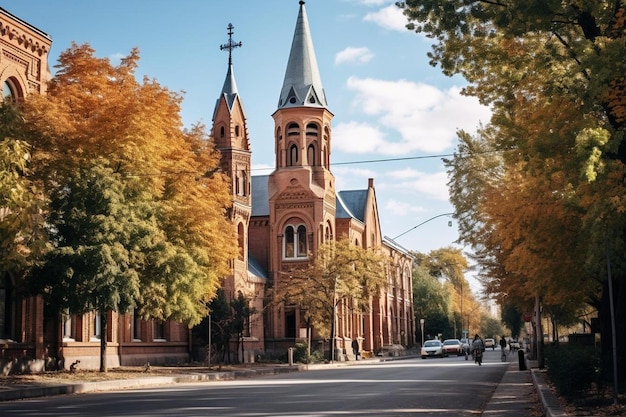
[412,263,451,342]
[501,303,523,340]
[33,162,156,371]
[231,290,255,364]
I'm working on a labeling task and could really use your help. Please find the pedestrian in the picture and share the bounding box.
[352,339,360,360]
[499,336,507,352]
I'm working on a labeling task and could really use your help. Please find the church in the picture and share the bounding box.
[1,2,414,371]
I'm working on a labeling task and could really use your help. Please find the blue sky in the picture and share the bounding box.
[4,0,491,261]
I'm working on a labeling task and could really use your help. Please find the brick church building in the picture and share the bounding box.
[1,2,414,371]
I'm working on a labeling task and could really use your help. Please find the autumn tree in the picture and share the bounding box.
[274,238,388,356]
[23,43,237,371]
[0,102,46,275]
[397,1,626,384]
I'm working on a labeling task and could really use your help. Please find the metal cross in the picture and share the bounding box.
[220,23,242,65]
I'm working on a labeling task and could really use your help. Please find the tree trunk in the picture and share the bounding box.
[99,310,107,373]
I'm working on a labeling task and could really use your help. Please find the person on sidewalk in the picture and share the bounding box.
[351,339,360,360]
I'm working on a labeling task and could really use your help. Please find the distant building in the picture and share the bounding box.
[0,2,414,372]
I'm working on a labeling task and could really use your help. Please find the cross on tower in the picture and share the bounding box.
[220,23,242,65]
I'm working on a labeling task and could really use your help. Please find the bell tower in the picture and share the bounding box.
[211,23,252,298]
[267,1,336,339]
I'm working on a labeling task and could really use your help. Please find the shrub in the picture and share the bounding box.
[544,344,600,398]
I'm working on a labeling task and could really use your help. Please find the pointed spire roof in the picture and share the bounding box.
[214,23,242,117]
[277,1,328,110]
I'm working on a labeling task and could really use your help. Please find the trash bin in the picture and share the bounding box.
[518,349,526,370]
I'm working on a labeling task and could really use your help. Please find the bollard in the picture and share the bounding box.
[518,348,526,370]
[288,347,294,366]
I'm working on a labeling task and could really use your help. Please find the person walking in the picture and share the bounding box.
[351,339,360,360]
[499,336,508,361]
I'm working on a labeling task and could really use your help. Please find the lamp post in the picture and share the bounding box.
[392,212,453,240]
[420,318,425,346]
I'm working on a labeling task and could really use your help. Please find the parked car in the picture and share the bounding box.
[459,338,470,354]
[421,340,447,359]
[442,338,464,356]
[484,338,495,350]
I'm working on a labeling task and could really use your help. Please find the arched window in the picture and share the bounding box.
[284,224,308,259]
[220,126,225,138]
[235,125,240,136]
[237,223,245,260]
[2,78,23,102]
[307,144,316,166]
[289,144,298,166]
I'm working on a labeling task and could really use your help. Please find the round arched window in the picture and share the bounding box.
[3,78,22,101]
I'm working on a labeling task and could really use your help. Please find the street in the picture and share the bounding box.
[1,349,509,416]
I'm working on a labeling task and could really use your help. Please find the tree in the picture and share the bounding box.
[33,163,151,371]
[274,238,388,356]
[23,43,237,371]
[412,263,451,342]
[398,1,626,384]
[231,290,255,364]
[0,102,47,275]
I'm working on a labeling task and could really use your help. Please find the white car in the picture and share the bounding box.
[421,340,447,359]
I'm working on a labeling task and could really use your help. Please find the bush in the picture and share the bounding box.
[544,344,600,398]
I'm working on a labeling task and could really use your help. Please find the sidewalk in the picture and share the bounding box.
[483,356,567,417]
[1,355,567,416]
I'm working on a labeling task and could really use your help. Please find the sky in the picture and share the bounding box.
[4,1,491,279]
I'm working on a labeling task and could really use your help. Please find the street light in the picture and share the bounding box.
[392,212,454,240]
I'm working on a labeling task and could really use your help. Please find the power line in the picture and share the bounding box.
[250,152,456,172]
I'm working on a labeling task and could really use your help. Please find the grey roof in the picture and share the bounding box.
[248,252,268,280]
[251,175,270,217]
[277,1,327,110]
[251,175,368,223]
[212,63,239,119]
[336,190,368,222]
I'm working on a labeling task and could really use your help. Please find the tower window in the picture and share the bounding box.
[284,224,308,259]
[289,144,298,166]
[220,126,225,138]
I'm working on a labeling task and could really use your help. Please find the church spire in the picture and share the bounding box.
[277,1,327,110]
[215,23,242,114]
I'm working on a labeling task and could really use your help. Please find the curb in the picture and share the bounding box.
[531,368,567,417]
[0,366,305,402]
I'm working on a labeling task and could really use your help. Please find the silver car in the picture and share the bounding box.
[421,340,447,359]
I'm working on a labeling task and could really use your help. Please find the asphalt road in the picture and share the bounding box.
[0,349,508,416]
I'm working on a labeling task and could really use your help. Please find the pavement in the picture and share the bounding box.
[0,353,567,416]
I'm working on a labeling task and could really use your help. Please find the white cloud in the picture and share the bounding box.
[333,77,491,155]
[332,121,388,153]
[386,169,450,201]
[363,4,408,32]
[356,0,391,6]
[384,199,425,216]
[335,47,374,65]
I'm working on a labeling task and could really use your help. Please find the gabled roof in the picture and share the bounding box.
[277,1,327,110]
